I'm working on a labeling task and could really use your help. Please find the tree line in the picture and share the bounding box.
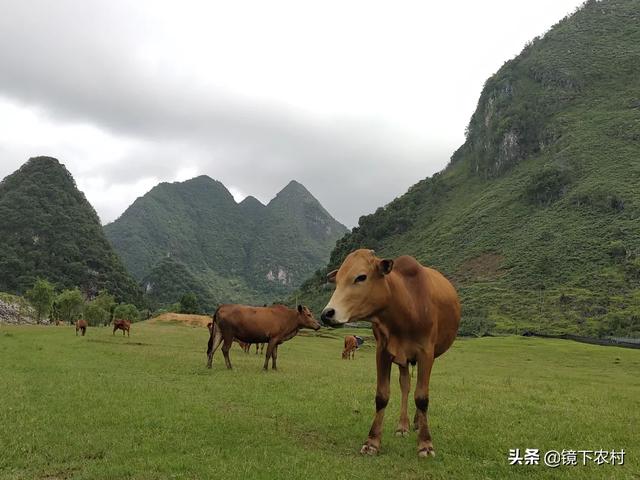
[24,278,203,325]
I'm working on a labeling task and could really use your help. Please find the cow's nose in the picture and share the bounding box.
[321,308,335,325]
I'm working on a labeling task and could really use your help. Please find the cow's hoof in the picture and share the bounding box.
[418,447,435,458]
[394,429,409,437]
[360,444,379,455]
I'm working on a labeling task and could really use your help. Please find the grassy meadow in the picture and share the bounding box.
[0,321,638,480]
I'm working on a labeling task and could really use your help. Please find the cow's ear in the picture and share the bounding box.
[377,258,394,276]
[297,304,303,313]
[326,269,338,283]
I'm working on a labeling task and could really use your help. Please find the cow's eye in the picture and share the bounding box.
[354,274,367,284]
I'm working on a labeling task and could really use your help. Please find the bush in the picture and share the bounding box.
[25,278,55,324]
[53,289,84,324]
[523,165,572,205]
[179,293,200,314]
[84,303,110,327]
[458,313,496,337]
[113,304,140,322]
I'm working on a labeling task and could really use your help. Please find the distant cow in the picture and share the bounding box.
[207,304,320,370]
[321,249,460,457]
[76,319,88,336]
[113,319,131,337]
[255,343,265,355]
[342,335,357,359]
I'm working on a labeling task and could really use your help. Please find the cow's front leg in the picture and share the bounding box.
[415,349,435,457]
[395,364,411,436]
[361,348,392,455]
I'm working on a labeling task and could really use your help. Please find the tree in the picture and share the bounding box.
[113,303,140,322]
[54,288,84,324]
[84,303,110,327]
[179,293,200,314]
[91,290,116,324]
[25,278,55,324]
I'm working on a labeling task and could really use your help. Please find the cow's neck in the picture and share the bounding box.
[370,273,415,366]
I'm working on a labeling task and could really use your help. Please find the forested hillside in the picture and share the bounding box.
[0,157,142,304]
[297,0,640,337]
[105,177,347,310]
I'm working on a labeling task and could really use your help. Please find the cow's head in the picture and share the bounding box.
[321,249,393,326]
[296,304,321,330]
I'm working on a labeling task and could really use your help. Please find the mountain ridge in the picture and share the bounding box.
[296,0,640,338]
[0,156,142,303]
[105,175,349,310]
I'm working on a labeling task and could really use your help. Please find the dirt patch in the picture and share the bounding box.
[456,253,506,283]
[148,313,211,327]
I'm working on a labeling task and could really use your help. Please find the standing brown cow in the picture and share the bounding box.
[76,319,88,336]
[342,335,358,359]
[321,249,460,458]
[113,319,131,337]
[206,304,320,370]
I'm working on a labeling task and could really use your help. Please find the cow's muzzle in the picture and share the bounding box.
[321,307,342,327]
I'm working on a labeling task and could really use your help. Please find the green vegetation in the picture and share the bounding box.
[0,157,142,304]
[179,292,200,314]
[53,288,84,324]
[141,257,216,312]
[298,0,640,337]
[113,303,140,322]
[104,177,347,310]
[83,302,111,327]
[24,278,55,324]
[0,323,637,479]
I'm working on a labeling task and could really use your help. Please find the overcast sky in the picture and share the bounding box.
[0,0,585,227]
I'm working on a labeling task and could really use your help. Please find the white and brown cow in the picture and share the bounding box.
[321,249,460,457]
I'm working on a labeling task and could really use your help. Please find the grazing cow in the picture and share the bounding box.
[321,249,460,458]
[113,319,131,337]
[207,304,320,370]
[76,319,88,336]
[342,335,358,359]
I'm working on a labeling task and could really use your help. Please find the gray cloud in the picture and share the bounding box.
[0,0,584,226]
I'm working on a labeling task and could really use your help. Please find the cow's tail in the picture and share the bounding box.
[206,307,222,368]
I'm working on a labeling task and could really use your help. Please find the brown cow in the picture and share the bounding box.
[113,319,131,337]
[76,319,88,336]
[207,323,255,354]
[207,304,320,370]
[342,335,358,359]
[321,249,460,458]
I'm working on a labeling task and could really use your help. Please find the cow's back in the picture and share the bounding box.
[216,304,293,342]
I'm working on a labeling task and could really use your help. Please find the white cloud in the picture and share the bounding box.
[0,0,586,227]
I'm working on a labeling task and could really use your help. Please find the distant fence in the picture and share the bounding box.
[522,331,640,350]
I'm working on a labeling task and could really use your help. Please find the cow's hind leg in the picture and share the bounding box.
[271,345,278,370]
[395,364,411,437]
[207,328,223,368]
[415,349,436,458]
[221,335,234,369]
[361,348,392,455]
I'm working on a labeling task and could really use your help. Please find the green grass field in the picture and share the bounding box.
[0,322,638,480]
